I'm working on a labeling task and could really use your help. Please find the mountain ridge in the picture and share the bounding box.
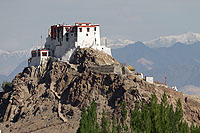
[105,32,200,49]
[145,32,200,48]
[112,41,200,98]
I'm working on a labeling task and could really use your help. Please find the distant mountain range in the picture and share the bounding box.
[0,46,42,86]
[1,32,200,97]
[144,32,200,48]
[107,32,200,49]
[112,41,200,97]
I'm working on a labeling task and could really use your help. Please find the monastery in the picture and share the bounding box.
[27,22,156,84]
[28,23,111,66]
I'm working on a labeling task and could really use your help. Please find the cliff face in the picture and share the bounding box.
[0,48,200,133]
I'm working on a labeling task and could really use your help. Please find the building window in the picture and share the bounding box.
[79,28,82,32]
[66,38,69,41]
[87,28,90,32]
[94,27,96,31]
[42,52,47,56]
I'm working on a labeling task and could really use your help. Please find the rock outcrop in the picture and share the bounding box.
[0,48,199,133]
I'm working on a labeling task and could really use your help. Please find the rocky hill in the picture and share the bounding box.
[0,48,200,133]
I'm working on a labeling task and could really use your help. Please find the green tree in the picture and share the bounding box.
[141,101,151,133]
[169,104,176,133]
[175,99,186,133]
[175,99,183,124]
[2,81,12,92]
[130,102,141,133]
[78,94,197,133]
[101,110,111,133]
[160,92,170,133]
[190,124,200,133]
[150,93,161,133]
[77,100,99,133]
[178,121,189,133]
[120,101,128,132]
[77,108,88,133]
[87,100,99,133]
[116,124,121,133]
[112,115,117,133]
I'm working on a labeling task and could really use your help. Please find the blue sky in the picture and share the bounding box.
[0,0,200,51]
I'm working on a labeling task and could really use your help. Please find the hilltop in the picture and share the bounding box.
[0,48,200,132]
[1,33,200,93]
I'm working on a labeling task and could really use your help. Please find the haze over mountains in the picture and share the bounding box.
[0,46,42,85]
[111,32,200,97]
[1,32,200,97]
[112,42,200,85]
[101,37,134,49]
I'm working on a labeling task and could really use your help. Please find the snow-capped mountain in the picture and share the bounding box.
[101,37,134,49]
[144,32,200,48]
[0,49,9,55]
[0,46,43,89]
[1,45,43,58]
[101,32,200,49]
[0,45,43,76]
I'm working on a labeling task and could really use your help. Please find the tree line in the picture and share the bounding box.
[77,93,200,133]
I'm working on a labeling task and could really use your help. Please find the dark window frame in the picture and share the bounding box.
[79,28,82,32]
[87,28,90,32]
[42,52,47,56]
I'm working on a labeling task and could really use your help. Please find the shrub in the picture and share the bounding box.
[2,81,12,92]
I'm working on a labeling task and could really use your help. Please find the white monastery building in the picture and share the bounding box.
[28,23,112,66]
